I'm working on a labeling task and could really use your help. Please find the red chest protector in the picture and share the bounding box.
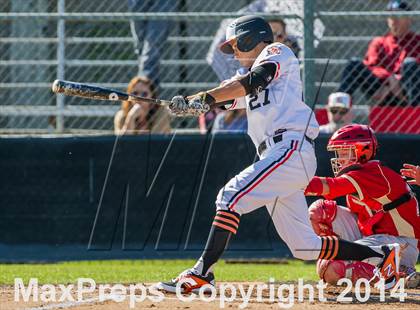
[340,161,419,238]
[346,194,384,236]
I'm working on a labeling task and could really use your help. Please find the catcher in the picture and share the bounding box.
[305,124,420,287]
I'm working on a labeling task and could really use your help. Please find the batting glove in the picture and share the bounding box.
[169,95,189,115]
[187,93,211,116]
[170,93,211,116]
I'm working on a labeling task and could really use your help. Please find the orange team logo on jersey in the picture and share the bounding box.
[266,46,282,56]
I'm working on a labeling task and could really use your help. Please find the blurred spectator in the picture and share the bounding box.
[319,92,354,134]
[128,0,176,86]
[268,19,300,57]
[198,108,222,134]
[206,0,325,81]
[114,76,171,135]
[212,110,247,134]
[401,163,420,186]
[199,76,246,133]
[332,0,419,106]
[47,116,56,133]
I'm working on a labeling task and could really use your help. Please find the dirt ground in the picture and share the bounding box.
[2,282,420,310]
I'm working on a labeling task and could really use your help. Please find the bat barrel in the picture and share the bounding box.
[51,79,171,106]
[51,79,129,101]
[51,79,66,94]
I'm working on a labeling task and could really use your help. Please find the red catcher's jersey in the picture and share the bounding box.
[325,161,420,242]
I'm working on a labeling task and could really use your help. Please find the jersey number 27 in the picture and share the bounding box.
[248,89,270,111]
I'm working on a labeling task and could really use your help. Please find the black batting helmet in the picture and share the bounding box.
[220,15,274,54]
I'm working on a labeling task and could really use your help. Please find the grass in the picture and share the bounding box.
[0,259,318,285]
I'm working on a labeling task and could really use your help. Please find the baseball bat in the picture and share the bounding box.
[51,79,171,107]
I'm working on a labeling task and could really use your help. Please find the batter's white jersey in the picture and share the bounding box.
[226,42,319,148]
[215,42,323,262]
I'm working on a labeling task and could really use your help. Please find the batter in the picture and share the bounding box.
[157,15,401,293]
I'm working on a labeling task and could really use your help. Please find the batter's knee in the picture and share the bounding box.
[316,259,375,285]
[291,249,316,261]
[215,188,228,210]
[289,235,323,261]
[215,187,244,215]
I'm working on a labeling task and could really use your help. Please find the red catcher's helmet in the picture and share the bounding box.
[327,124,378,176]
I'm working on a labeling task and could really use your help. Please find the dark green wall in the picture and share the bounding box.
[0,134,418,261]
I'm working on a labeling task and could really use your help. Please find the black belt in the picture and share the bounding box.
[305,135,315,147]
[257,133,314,156]
[382,192,414,212]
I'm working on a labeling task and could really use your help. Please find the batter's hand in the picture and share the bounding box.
[187,93,210,116]
[401,163,420,186]
[169,94,210,116]
[169,95,189,115]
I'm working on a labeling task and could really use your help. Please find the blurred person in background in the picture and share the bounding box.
[114,76,171,135]
[319,92,354,134]
[268,19,300,57]
[330,0,419,106]
[198,108,222,134]
[128,0,176,87]
[401,163,420,186]
[199,79,248,133]
[47,116,56,133]
[212,109,247,133]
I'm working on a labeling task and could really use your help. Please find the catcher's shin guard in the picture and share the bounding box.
[405,271,420,289]
[317,259,375,285]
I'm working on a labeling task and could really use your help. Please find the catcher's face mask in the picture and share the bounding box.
[329,146,357,176]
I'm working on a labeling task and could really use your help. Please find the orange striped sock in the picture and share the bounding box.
[195,210,241,276]
[318,236,339,260]
[212,210,241,234]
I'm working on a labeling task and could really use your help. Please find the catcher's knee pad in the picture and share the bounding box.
[308,199,337,236]
[316,259,375,285]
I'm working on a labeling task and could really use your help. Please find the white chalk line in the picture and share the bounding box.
[24,296,106,310]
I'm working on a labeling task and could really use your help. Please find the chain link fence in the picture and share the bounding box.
[0,0,419,134]
[316,0,420,134]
